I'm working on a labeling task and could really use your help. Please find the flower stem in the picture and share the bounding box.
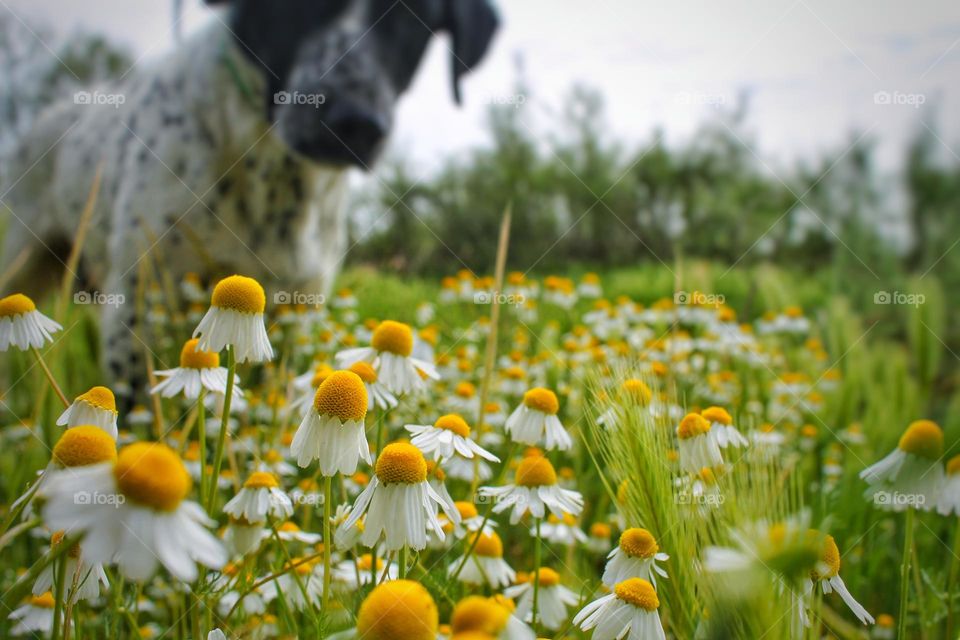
[197,387,207,507]
[899,506,915,638]
[947,517,960,639]
[321,475,333,612]
[31,346,69,409]
[399,545,408,579]
[206,345,235,513]
[51,556,67,640]
[532,517,542,633]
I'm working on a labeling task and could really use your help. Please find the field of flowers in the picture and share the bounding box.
[0,260,956,639]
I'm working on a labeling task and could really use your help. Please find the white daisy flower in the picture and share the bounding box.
[335,320,439,396]
[152,338,242,400]
[504,567,579,631]
[602,527,670,588]
[333,553,398,588]
[42,442,227,582]
[450,595,536,640]
[8,592,58,636]
[193,275,273,363]
[809,532,874,625]
[290,370,371,475]
[406,414,499,463]
[587,522,613,553]
[342,442,451,552]
[937,455,960,515]
[276,521,322,545]
[702,406,749,449]
[445,454,494,482]
[33,532,108,604]
[0,293,61,351]
[261,558,322,611]
[224,517,268,556]
[347,360,398,411]
[676,413,724,473]
[223,471,293,523]
[504,388,572,451]
[56,386,119,440]
[451,501,496,538]
[860,420,945,512]
[479,455,583,525]
[448,530,516,589]
[538,511,588,547]
[573,577,666,640]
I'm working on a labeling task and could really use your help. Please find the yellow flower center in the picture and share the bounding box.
[53,426,117,467]
[76,386,117,413]
[816,532,841,578]
[114,443,191,511]
[898,420,943,460]
[455,382,476,398]
[677,413,711,440]
[0,293,36,317]
[210,275,265,314]
[455,501,478,520]
[244,471,279,490]
[877,614,894,628]
[614,578,659,611]
[375,442,427,484]
[371,320,414,357]
[313,370,368,422]
[619,528,659,558]
[471,531,503,558]
[435,414,471,438]
[515,455,558,487]
[357,554,384,571]
[451,596,510,634]
[590,522,611,538]
[349,361,378,384]
[533,567,560,587]
[947,454,960,476]
[179,338,219,369]
[702,406,732,425]
[279,522,300,533]
[504,366,526,380]
[356,579,438,640]
[622,379,652,404]
[522,388,559,415]
[29,592,56,609]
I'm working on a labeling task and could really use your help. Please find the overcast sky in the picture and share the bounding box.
[4,0,960,177]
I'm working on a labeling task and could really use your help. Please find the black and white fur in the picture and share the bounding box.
[0,0,498,404]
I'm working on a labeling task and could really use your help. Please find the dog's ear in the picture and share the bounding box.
[444,0,499,104]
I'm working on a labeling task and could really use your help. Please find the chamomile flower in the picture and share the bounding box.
[704,514,820,587]
[701,406,748,449]
[261,558,322,611]
[152,338,242,400]
[504,388,572,451]
[676,412,723,473]
[33,532,108,604]
[347,360,398,411]
[587,522,613,553]
[223,471,293,523]
[936,455,960,515]
[504,567,578,631]
[406,414,500,463]
[8,592,58,636]
[860,420,945,512]
[42,442,227,582]
[336,320,439,395]
[479,454,583,524]
[290,370,371,474]
[573,577,666,640]
[449,531,516,588]
[0,293,61,351]
[333,553,398,587]
[57,386,119,440]
[809,532,874,625]
[450,595,535,640]
[276,521,322,545]
[193,275,273,363]
[224,516,267,556]
[602,527,670,588]
[451,501,496,537]
[342,442,450,551]
[538,511,588,547]
[356,579,438,640]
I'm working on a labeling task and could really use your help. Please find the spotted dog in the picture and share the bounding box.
[1,0,498,404]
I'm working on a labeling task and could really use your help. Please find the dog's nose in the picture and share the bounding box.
[323,101,387,165]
